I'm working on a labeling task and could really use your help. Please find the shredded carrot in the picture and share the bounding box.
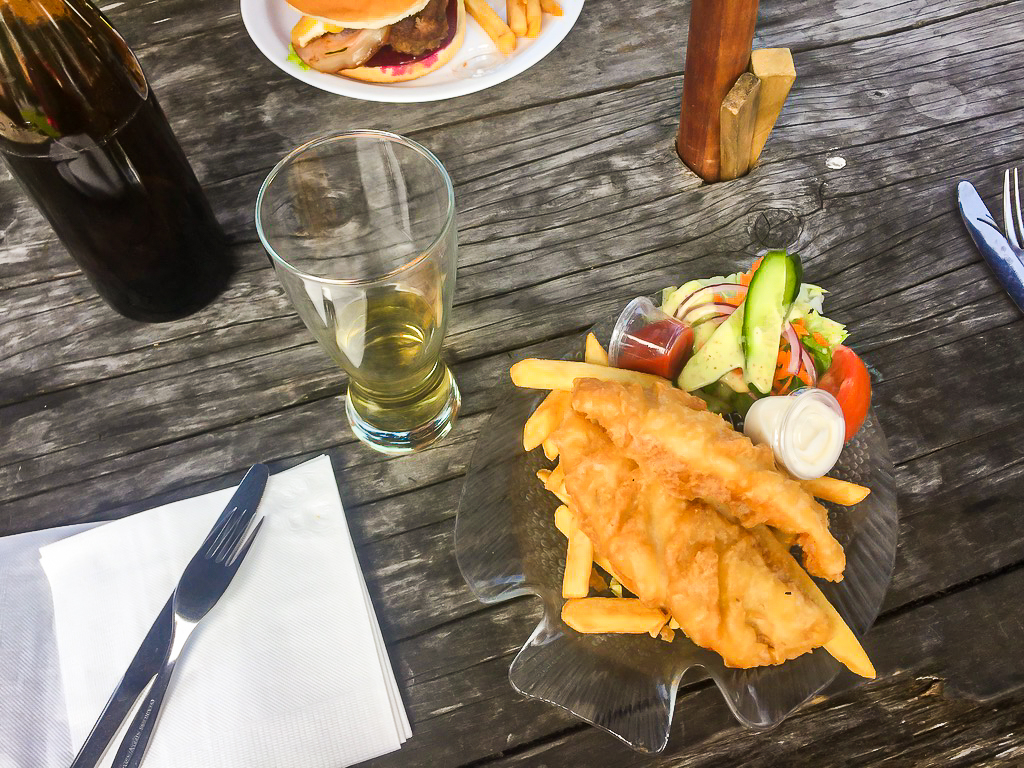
[772,338,815,393]
[713,292,746,308]
[739,256,765,287]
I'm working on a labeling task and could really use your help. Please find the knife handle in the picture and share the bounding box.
[973,238,1024,313]
[111,655,179,768]
[958,180,1024,313]
[69,597,174,768]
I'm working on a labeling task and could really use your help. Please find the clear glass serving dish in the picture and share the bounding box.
[454,318,898,753]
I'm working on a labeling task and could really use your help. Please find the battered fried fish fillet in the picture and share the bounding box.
[552,411,833,668]
[572,379,846,582]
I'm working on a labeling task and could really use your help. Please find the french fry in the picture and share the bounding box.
[536,468,551,485]
[523,389,570,451]
[648,612,670,638]
[466,0,516,53]
[551,482,570,505]
[544,462,564,492]
[539,0,562,14]
[584,332,609,366]
[554,504,573,537]
[658,625,675,643]
[562,598,668,634]
[803,476,871,506]
[542,438,559,461]
[750,526,876,678]
[558,506,641,597]
[511,359,667,391]
[668,617,680,630]
[506,0,527,37]
[562,524,594,598]
[525,0,541,36]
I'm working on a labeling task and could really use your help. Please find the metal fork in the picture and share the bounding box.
[111,490,266,768]
[1003,167,1024,257]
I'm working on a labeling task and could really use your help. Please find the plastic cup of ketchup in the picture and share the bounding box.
[608,297,695,380]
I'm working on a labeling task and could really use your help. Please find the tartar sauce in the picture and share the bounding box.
[743,389,845,480]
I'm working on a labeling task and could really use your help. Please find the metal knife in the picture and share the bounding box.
[68,464,270,768]
[957,180,1024,313]
[68,597,173,768]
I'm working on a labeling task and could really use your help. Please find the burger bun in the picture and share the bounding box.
[287,0,431,29]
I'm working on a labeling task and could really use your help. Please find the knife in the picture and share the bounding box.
[68,598,173,768]
[957,180,1024,313]
[68,464,270,768]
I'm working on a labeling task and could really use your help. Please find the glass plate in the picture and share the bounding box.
[454,317,898,753]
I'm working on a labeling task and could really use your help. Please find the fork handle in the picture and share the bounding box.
[110,656,179,768]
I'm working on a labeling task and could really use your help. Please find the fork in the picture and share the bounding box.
[1003,167,1024,258]
[111,494,266,768]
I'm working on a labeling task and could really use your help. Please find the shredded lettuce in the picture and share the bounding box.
[795,308,848,349]
[608,578,624,598]
[287,45,311,71]
[787,281,847,361]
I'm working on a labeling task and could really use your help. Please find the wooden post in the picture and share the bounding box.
[675,0,760,182]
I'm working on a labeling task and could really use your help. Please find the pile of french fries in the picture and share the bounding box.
[464,0,562,55]
[510,333,876,678]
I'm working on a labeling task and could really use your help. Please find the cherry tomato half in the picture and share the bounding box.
[616,319,695,380]
[818,345,871,442]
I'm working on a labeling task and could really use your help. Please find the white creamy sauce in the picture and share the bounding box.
[743,390,845,480]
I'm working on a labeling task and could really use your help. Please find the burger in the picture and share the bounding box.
[289,0,465,83]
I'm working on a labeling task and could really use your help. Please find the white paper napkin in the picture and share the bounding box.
[38,455,410,768]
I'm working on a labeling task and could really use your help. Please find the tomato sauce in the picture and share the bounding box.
[615,320,695,380]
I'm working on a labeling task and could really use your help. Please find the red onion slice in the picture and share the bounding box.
[801,345,818,386]
[681,302,737,325]
[673,283,748,320]
[782,324,801,375]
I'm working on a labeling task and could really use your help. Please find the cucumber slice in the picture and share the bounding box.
[678,307,745,392]
[742,250,801,395]
[783,250,803,305]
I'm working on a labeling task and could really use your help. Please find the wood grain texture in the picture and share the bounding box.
[2,0,1023,765]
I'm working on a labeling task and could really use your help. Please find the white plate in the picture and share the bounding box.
[240,0,584,102]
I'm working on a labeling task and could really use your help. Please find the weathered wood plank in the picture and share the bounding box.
[2,0,1023,766]
[3,19,1020,413]
[463,566,1024,767]
[0,0,1011,286]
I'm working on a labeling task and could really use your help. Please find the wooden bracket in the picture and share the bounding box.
[720,72,761,181]
[749,48,796,166]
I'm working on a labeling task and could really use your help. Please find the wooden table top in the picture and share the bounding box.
[4,0,1024,764]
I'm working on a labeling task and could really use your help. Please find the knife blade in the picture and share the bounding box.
[957,180,1024,313]
[68,464,270,768]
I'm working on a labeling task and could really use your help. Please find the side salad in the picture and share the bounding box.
[655,251,871,442]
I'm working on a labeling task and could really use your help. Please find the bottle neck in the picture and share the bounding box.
[0,0,149,155]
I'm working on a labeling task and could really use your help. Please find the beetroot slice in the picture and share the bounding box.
[363,0,458,68]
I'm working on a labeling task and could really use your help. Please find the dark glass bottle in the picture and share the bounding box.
[0,0,232,322]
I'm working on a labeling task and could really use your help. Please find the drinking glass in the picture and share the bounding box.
[256,131,460,454]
